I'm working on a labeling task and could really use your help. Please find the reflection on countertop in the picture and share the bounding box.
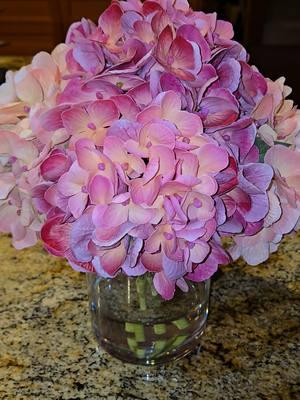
[0,232,299,400]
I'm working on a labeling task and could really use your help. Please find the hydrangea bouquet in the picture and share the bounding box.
[1,0,299,302]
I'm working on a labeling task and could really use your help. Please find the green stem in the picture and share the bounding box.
[136,276,147,311]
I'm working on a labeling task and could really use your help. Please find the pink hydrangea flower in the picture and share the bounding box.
[1,0,300,300]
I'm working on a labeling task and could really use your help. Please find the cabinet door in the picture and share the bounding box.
[0,0,62,55]
[0,1,53,35]
[60,0,111,33]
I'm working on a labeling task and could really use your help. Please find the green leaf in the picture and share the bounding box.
[274,141,292,148]
[255,137,270,162]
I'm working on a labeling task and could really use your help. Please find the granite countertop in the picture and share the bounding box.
[0,232,299,400]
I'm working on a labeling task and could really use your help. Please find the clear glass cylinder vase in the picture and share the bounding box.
[87,273,210,365]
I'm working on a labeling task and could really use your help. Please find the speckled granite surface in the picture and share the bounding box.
[0,233,299,400]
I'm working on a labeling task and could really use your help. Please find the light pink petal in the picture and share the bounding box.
[215,20,234,39]
[194,175,218,196]
[128,82,152,108]
[252,94,274,120]
[137,105,161,124]
[93,203,128,228]
[160,181,189,196]
[103,136,126,164]
[130,176,161,206]
[62,107,88,134]
[68,192,88,218]
[75,139,101,171]
[134,20,155,43]
[0,205,17,232]
[87,99,119,127]
[0,130,38,165]
[145,228,163,253]
[0,173,15,199]
[161,90,181,117]
[140,121,176,148]
[14,66,43,104]
[190,241,210,263]
[265,145,300,181]
[11,223,37,250]
[196,144,228,174]
[173,110,203,137]
[143,156,160,183]
[128,204,158,225]
[111,95,139,120]
[98,3,123,42]
[89,175,114,205]
[57,162,88,197]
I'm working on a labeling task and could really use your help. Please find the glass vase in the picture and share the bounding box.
[87,273,210,365]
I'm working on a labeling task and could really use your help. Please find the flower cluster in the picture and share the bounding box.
[0,0,299,299]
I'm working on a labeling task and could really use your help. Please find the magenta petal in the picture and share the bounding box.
[187,262,217,282]
[40,105,70,131]
[69,209,94,262]
[156,25,173,66]
[216,59,241,92]
[92,257,116,278]
[141,251,162,272]
[187,243,229,282]
[41,216,71,257]
[162,253,186,280]
[73,41,105,74]
[200,89,239,128]
[100,243,127,275]
[40,153,72,182]
[153,271,175,300]
[122,261,146,277]
[128,82,152,107]
[94,223,134,247]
